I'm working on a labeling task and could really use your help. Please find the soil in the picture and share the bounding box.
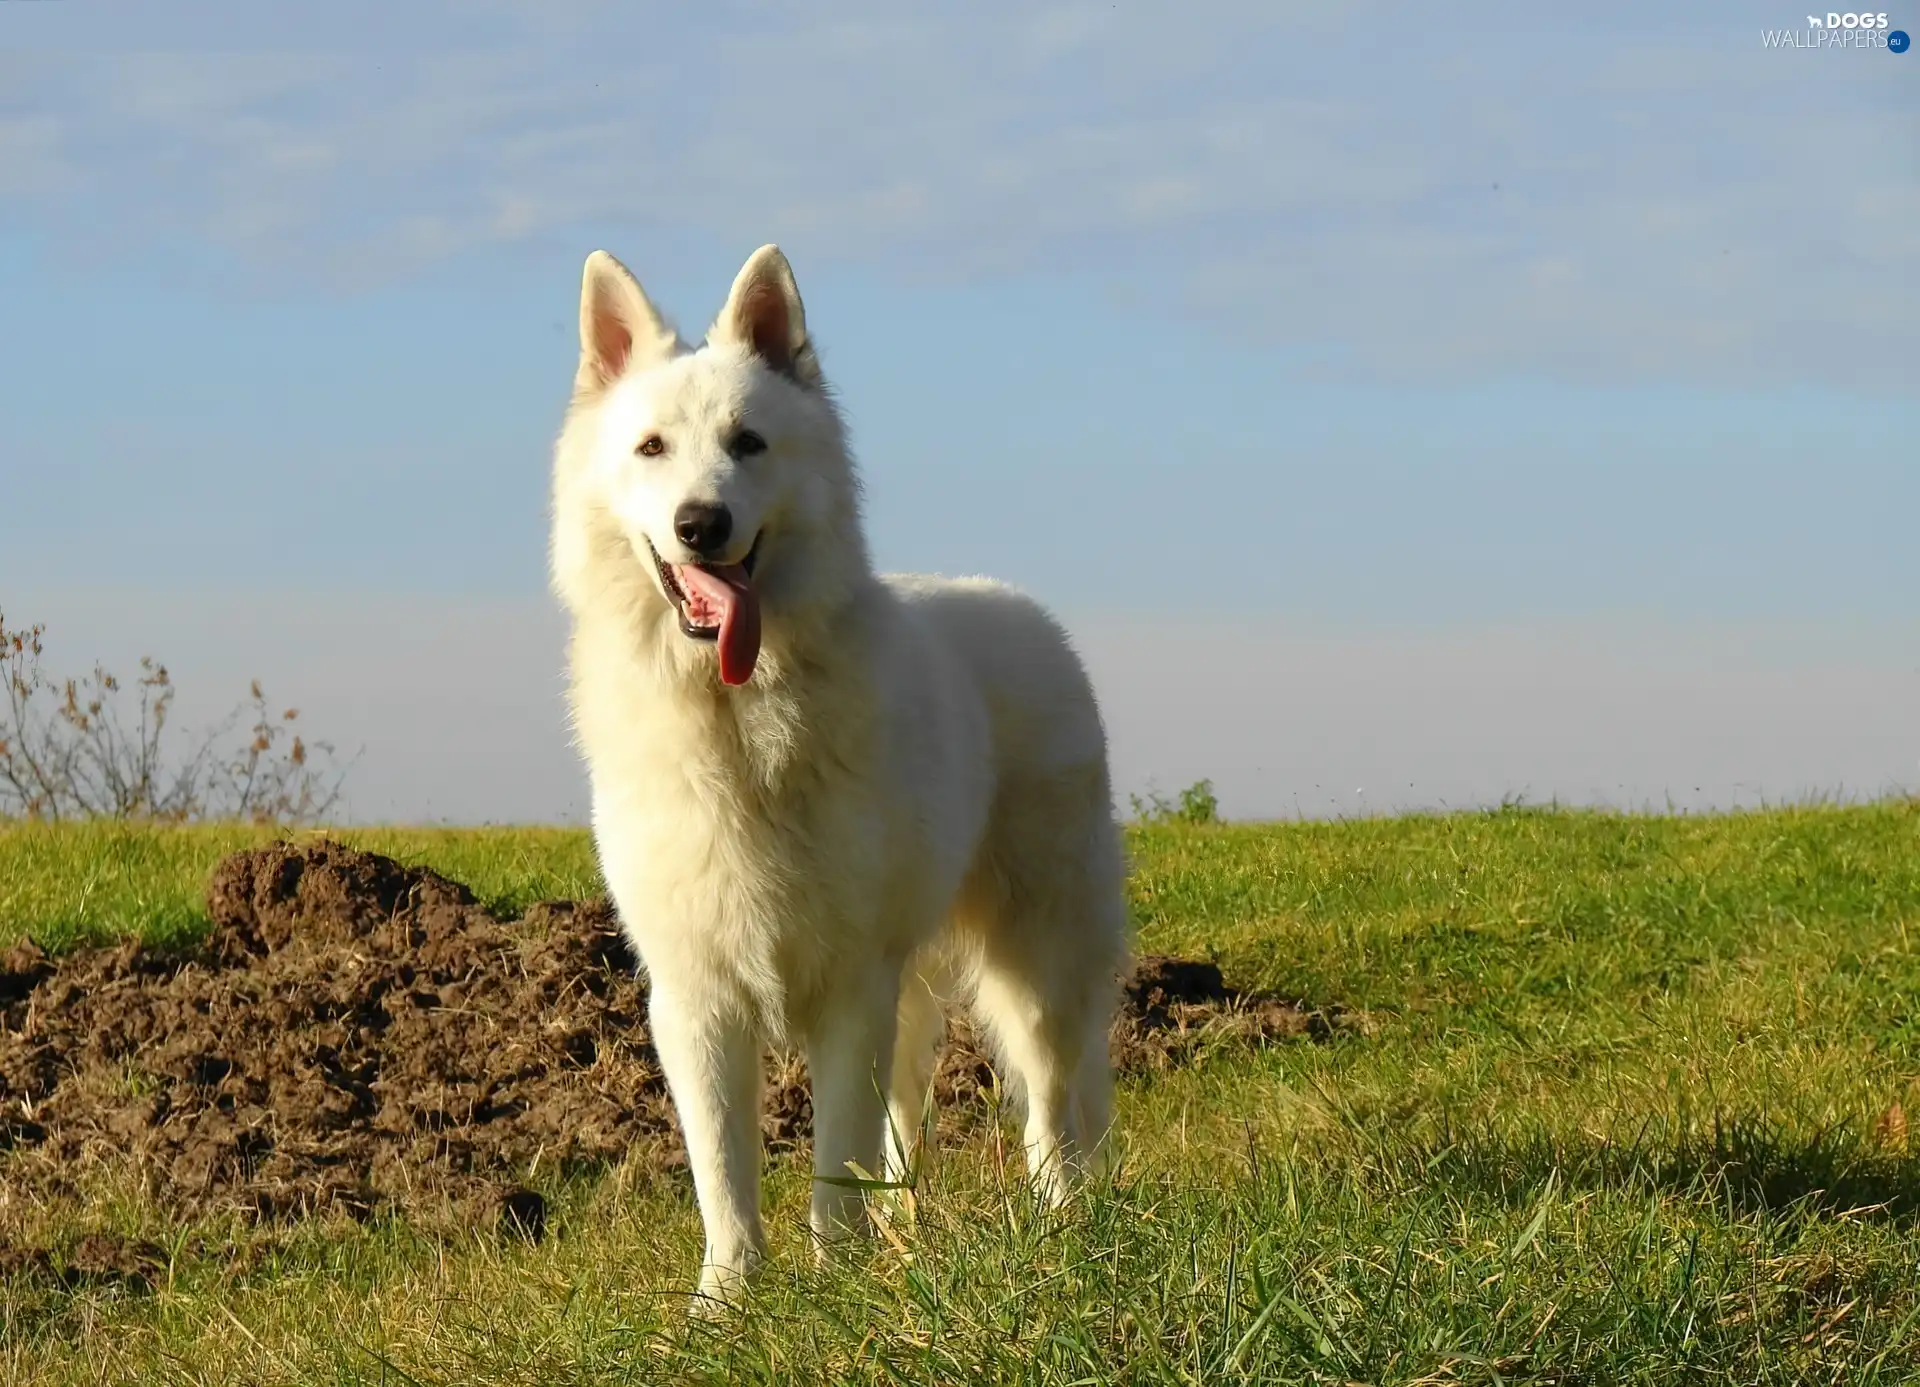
[0,841,1351,1250]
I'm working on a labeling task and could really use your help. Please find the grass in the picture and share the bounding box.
[3,800,1920,1383]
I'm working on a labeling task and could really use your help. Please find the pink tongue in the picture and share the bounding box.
[673,562,761,686]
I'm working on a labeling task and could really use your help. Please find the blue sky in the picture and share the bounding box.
[1,2,1914,822]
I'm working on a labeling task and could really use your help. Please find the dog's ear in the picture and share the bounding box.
[576,250,674,395]
[710,245,821,388]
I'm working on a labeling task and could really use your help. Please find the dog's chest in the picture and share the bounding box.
[611,781,893,1040]
[598,703,887,948]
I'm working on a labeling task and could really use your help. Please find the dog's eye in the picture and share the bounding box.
[636,435,666,457]
[731,430,767,458]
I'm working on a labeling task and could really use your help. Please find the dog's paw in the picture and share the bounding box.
[687,1285,737,1322]
[688,1253,759,1319]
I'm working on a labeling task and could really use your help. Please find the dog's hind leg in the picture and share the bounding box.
[884,966,948,1193]
[970,957,1093,1208]
[1072,1011,1117,1181]
[962,767,1127,1208]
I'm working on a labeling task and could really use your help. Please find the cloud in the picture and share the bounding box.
[3,2,1913,386]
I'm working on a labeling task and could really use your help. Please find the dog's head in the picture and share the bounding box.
[550,245,866,687]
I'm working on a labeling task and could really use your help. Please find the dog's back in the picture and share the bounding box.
[884,574,1112,783]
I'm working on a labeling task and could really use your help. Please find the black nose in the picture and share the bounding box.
[673,501,733,557]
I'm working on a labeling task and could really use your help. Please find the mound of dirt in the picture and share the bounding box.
[0,842,1349,1237]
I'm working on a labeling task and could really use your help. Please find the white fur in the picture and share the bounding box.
[550,245,1127,1310]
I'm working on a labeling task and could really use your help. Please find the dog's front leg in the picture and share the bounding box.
[648,980,766,1311]
[804,964,902,1256]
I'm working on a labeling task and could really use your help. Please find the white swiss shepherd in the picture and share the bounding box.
[549,244,1128,1309]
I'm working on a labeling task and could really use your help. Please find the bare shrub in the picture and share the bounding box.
[0,609,348,824]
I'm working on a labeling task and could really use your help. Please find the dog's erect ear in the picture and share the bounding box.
[710,244,821,388]
[576,250,674,395]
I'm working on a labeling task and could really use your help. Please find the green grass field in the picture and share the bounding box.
[4,801,1920,1384]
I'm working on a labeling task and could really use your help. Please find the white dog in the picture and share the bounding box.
[549,244,1127,1308]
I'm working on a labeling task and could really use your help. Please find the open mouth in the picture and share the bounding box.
[647,533,764,686]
